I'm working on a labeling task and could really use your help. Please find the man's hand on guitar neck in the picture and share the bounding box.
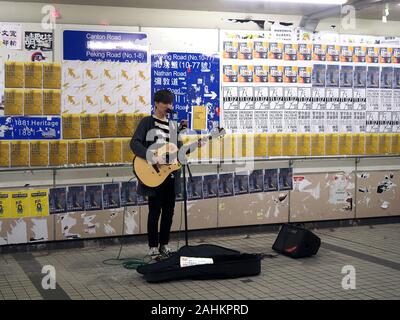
[197,137,208,148]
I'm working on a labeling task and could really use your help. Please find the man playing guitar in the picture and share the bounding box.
[130,89,205,258]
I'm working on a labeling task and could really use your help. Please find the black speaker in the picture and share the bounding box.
[272,224,321,258]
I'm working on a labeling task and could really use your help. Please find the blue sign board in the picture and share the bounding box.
[151,52,220,132]
[63,30,148,63]
[0,116,61,140]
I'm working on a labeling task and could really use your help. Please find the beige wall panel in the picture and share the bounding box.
[290,173,355,222]
[0,218,28,245]
[140,199,218,235]
[123,206,140,235]
[357,171,400,218]
[55,209,124,240]
[27,215,54,243]
[218,192,289,228]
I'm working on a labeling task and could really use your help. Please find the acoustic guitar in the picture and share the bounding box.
[133,128,225,187]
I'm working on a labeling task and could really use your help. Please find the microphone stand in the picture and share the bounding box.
[175,116,193,247]
[182,161,193,247]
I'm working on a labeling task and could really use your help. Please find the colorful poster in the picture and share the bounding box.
[49,187,67,214]
[67,186,85,212]
[298,43,312,61]
[187,176,203,200]
[312,64,326,87]
[85,185,103,211]
[223,41,238,59]
[203,175,218,199]
[0,192,11,218]
[354,66,367,88]
[218,173,234,197]
[234,172,249,195]
[253,41,268,59]
[283,43,298,61]
[264,169,278,192]
[367,67,380,88]
[103,183,121,209]
[340,66,353,88]
[152,52,220,132]
[120,181,137,206]
[326,65,339,87]
[353,45,366,63]
[268,42,283,59]
[10,191,29,218]
[137,194,148,205]
[249,170,264,193]
[326,44,340,62]
[279,168,293,191]
[29,189,49,217]
[381,67,393,89]
[340,45,353,62]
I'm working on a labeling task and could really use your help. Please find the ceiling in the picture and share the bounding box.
[3,0,400,21]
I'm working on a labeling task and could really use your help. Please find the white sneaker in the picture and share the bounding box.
[159,245,173,257]
[148,247,159,257]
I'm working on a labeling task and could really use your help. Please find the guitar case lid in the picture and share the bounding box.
[137,244,261,283]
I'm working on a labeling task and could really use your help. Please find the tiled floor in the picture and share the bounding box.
[0,223,399,300]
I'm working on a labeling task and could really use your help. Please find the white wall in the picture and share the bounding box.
[0,1,300,30]
[317,17,400,37]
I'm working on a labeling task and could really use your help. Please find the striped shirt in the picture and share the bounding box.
[153,116,170,143]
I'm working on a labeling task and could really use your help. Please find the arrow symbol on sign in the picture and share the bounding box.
[204,91,217,100]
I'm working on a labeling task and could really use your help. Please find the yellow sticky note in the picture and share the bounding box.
[4,89,24,115]
[296,134,311,156]
[378,134,391,154]
[43,63,61,89]
[0,192,11,219]
[325,134,339,155]
[282,134,297,156]
[5,61,24,88]
[24,62,43,88]
[29,189,49,217]
[338,133,352,155]
[99,114,117,137]
[11,141,30,167]
[351,134,365,155]
[10,191,30,218]
[62,114,81,139]
[86,139,105,164]
[267,134,282,157]
[311,134,325,156]
[49,140,68,166]
[104,139,122,163]
[81,114,100,139]
[221,134,235,160]
[43,90,61,115]
[30,141,49,167]
[192,106,207,131]
[365,133,379,155]
[0,141,10,167]
[121,138,134,163]
[391,134,400,154]
[116,114,135,137]
[68,140,86,165]
[254,134,267,157]
[24,89,43,115]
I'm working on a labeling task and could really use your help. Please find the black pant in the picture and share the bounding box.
[147,176,176,248]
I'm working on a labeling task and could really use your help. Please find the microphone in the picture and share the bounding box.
[166,108,178,114]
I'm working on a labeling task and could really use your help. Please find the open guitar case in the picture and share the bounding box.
[137,244,261,283]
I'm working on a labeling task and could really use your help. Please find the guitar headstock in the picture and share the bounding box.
[210,127,226,139]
